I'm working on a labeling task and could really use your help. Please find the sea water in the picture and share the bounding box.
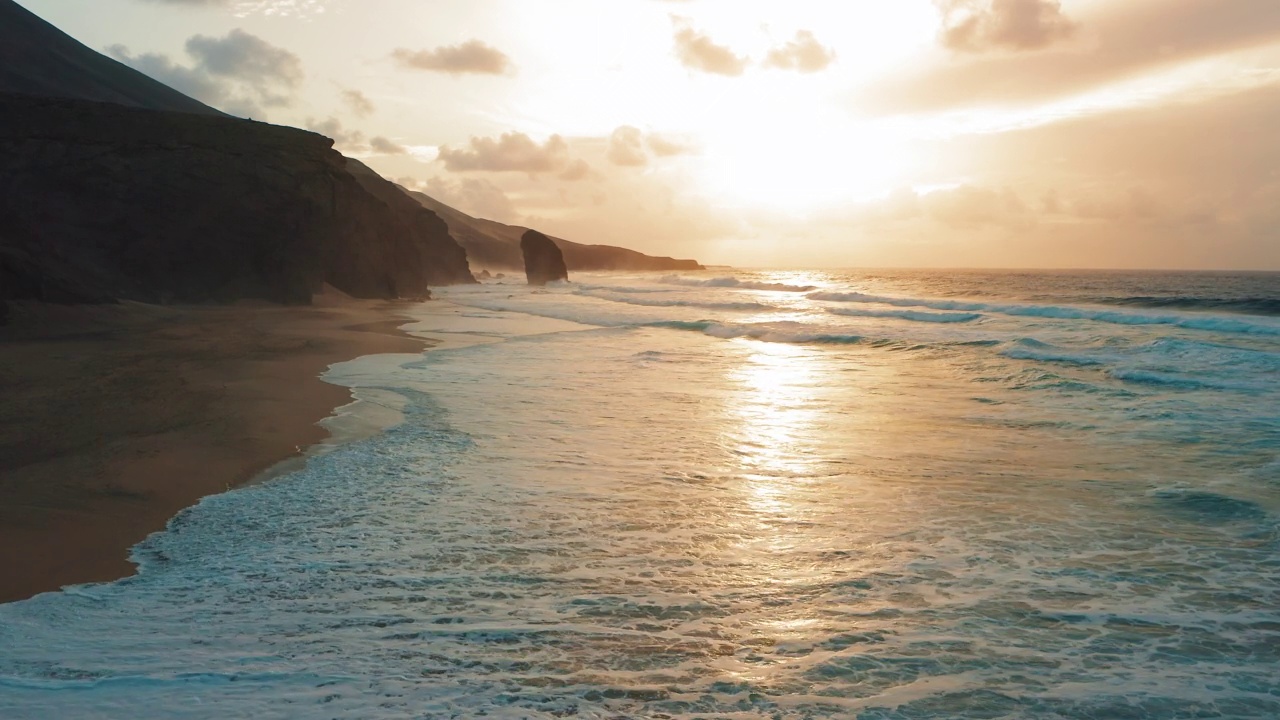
[1,269,1278,719]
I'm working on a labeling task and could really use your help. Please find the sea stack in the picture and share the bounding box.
[521,230,568,286]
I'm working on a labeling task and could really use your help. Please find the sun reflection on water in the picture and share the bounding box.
[725,341,826,513]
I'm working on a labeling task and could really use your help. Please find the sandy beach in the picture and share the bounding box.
[0,295,428,604]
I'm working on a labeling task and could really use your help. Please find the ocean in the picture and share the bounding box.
[2,269,1278,719]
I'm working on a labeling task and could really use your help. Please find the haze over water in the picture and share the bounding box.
[2,269,1278,719]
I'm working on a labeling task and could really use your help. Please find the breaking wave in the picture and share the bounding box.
[811,292,1280,336]
[1098,295,1280,316]
[827,307,982,324]
[660,275,816,292]
[646,320,865,345]
[578,290,771,312]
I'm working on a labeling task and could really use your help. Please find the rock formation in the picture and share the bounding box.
[406,190,704,272]
[0,94,474,305]
[521,230,569,286]
[0,0,475,307]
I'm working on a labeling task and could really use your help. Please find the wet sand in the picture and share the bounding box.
[0,296,429,604]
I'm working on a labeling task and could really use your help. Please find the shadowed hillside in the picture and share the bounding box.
[0,0,473,310]
[389,172,703,273]
[0,0,219,116]
[0,94,474,305]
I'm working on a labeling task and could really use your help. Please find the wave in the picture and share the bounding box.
[572,283,678,295]
[827,307,981,324]
[1148,488,1270,524]
[1000,339,1263,391]
[811,292,1280,336]
[811,291,985,311]
[647,320,864,345]
[1098,296,1280,317]
[1002,345,1108,368]
[1143,337,1280,371]
[1104,368,1251,392]
[578,290,770,312]
[1004,336,1280,371]
[660,275,816,292]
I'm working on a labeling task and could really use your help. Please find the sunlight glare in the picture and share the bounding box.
[698,114,921,212]
[727,343,823,501]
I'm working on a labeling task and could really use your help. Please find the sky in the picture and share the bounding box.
[18,0,1280,270]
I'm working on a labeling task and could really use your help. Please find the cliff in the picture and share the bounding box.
[0,0,220,117]
[403,186,704,273]
[0,94,474,306]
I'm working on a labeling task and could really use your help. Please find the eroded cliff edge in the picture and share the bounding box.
[0,93,474,307]
[405,185,703,273]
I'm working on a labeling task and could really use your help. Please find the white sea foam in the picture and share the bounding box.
[827,306,982,323]
[3,271,1277,719]
[660,274,817,292]
[578,289,771,312]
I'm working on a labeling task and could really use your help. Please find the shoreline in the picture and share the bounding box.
[0,295,432,604]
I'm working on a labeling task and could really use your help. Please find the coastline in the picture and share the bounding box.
[0,295,432,604]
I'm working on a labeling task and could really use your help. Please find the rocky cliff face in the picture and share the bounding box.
[0,94,474,306]
[406,189,704,273]
[343,159,474,288]
[521,230,568,286]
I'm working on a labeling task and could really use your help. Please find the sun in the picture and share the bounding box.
[695,112,922,213]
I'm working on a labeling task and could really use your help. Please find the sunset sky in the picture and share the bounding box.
[20,0,1280,269]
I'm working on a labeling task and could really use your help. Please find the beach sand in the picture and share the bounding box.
[0,295,428,604]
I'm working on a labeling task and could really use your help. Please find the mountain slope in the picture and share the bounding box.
[0,0,219,116]
[1,94,474,305]
[401,183,703,273]
[0,1,475,309]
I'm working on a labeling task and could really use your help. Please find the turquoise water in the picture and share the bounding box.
[1,270,1278,718]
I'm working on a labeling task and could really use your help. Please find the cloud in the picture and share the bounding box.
[306,117,363,146]
[305,118,405,156]
[606,126,648,167]
[936,0,1076,53]
[673,23,748,76]
[437,132,571,173]
[139,0,330,17]
[864,0,1280,113]
[108,29,300,118]
[185,28,302,91]
[392,40,514,76]
[106,46,232,106]
[602,127,695,166]
[647,133,696,157]
[558,159,593,182]
[108,29,301,118]
[763,30,836,72]
[369,136,407,155]
[923,185,1027,227]
[341,88,375,117]
[415,176,518,222]
[853,184,1031,229]
[843,81,1280,267]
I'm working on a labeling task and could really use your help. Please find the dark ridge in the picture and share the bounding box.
[0,0,221,117]
[1,93,474,306]
[401,183,704,273]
